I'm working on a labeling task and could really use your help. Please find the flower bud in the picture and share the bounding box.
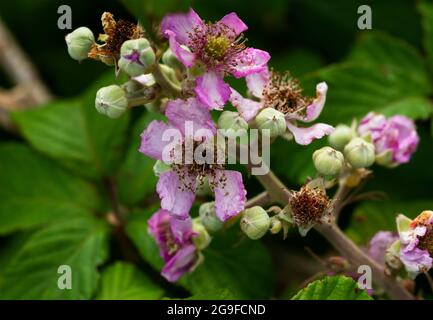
[344,137,375,169]
[95,85,128,118]
[118,38,156,76]
[218,111,248,138]
[192,218,212,250]
[385,240,403,271]
[65,27,95,61]
[162,48,184,70]
[255,108,286,138]
[199,202,224,232]
[328,124,356,151]
[240,206,270,240]
[312,146,344,176]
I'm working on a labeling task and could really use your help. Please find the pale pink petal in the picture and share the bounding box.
[165,30,196,68]
[286,122,334,145]
[210,169,246,221]
[194,71,231,109]
[245,67,270,99]
[161,244,197,282]
[165,97,216,138]
[139,121,179,160]
[229,89,262,121]
[160,8,204,44]
[157,170,197,219]
[170,215,194,243]
[230,48,270,78]
[287,82,328,122]
[218,12,248,35]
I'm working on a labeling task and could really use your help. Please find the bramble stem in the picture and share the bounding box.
[254,169,414,300]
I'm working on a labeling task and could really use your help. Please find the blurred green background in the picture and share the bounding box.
[0,0,432,300]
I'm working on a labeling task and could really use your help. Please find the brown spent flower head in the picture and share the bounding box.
[89,12,144,61]
[289,184,330,228]
[262,71,312,116]
[413,210,433,256]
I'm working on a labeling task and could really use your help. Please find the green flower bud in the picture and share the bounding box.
[240,206,270,240]
[162,48,184,70]
[385,240,403,271]
[328,124,356,151]
[65,27,95,62]
[312,146,344,176]
[344,137,375,169]
[218,111,248,138]
[192,218,212,250]
[118,38,156,76]
[199,202,224,232]
[255,108,286,138]
[95,85,128,118]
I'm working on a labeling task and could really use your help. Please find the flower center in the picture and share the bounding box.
[204,35,230,60]
[263,72,312,115]
[289,185,329,228]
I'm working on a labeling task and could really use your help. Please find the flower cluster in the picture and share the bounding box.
[65,9,335,282]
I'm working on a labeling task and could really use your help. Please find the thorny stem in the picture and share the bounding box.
[254,169,414,300]
[152,63,182,98]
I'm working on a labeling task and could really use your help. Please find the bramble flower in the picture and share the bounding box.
[160,8,270,109]
[148,209,200,282]
[368,231,398,266]
[139,97,247,221]
[230,68,334,145]
[358,112,419,166]
[396,211,433,278]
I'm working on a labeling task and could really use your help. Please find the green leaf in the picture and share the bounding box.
[0,216,109,299]
[126,210,275,299]
[0,144,101,235]
[126,208,164,271]
[96,261,163,300]
[11,73,130,179]
[185,289,239,300]
[346,200,433,245]
[179,229,275,299]
[116,112,165,206]
[291,275,372,300]
[418,1,433,73]
[301,33,432,125]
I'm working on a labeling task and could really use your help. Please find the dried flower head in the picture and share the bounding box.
[288,180,331,236]
[88,12,144,63]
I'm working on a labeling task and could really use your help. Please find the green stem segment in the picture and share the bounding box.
[151,64,181,98]
[255,169,414,300]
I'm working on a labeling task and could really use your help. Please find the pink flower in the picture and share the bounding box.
[396,211,433,278]
[160,8,270,109]
[148,209,199,282]
[368,231,398,266]
[139,97,247,221]
[358,112,419,166]
[230,67,334,145]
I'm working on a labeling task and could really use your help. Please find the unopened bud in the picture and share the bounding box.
[65,27,95,61]
[312,146,344,176]
[328,124,356,150]
[118,38,156,76]
[269,216,282,234]
[199,202,224,232]
[240,206,270,240]
[344,137,375,169]
[255,108,286,138]
[95,85,128,118]
[162,48,184,70]
[192,218,212,250]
